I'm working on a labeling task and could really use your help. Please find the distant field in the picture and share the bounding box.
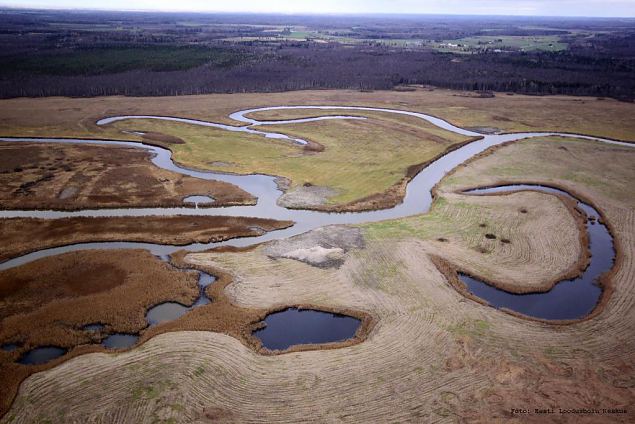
[433,35,568,53]
[1,10,632,99]
[225,27,568,52]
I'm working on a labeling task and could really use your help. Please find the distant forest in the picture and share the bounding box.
[0,10,634,100]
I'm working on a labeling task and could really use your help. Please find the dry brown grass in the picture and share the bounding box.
[0,249,200,417]
[0,215,293,262]
[2,88,632,211]
[0,142,254,210]
[0,88,633,141]
[0,248,374,419]
[3,136,632,423]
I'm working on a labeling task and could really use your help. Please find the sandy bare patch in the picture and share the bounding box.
[264,226,364,268]
[277,184,337,209]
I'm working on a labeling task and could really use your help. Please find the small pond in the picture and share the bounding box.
[1,343,20,352]
[146,272,215,326]
[253,308,361,351]
[101,334,139,350]
[18,347,67,365]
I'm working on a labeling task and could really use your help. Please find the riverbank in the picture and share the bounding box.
[0,141,255,211]
[1,97,633,422]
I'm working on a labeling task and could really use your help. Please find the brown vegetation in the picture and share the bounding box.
[0,94,634,422]
[141,131,185,145]
[3,144,634,422]
[0,215,293,262]
[0,250,200,417]
[0,142,254,210]
[0,89,634,143]
[0,248,374,418]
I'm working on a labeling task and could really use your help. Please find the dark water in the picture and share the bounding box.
[1,343,20,352]
[12,272,215,364]
[101,334,139,350]
[105,273,216,345]
[460,184,612,320]
[18,347,67,365]
[254,308,361,351]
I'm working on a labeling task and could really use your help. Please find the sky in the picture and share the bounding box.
[2,0,635,17]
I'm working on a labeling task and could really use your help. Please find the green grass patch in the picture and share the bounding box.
[132,385,159,401]
[433,35,567,53]
[193,366,205,377]
[109,111,468,206]
[362,195,460,241]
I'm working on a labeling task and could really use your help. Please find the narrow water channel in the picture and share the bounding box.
[145,271,215,327]
[460,184,611,320]
[2,105,633,364]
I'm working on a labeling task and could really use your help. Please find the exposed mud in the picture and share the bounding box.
[277,184,338,209]
[1,101,633,422]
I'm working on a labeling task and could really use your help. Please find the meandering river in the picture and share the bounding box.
[1,106,632,329]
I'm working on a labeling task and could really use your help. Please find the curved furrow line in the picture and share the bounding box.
[457,184,612,320]
[0,105,631,370]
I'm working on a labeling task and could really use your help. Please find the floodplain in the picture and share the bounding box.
[0,87,634,423]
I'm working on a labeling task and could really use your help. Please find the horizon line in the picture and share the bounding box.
[1,6,634,19]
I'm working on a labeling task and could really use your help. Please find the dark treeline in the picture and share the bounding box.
[2,45,633,100]
[0,9,633,100]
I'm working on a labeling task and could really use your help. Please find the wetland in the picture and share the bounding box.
[1,91,634,422]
